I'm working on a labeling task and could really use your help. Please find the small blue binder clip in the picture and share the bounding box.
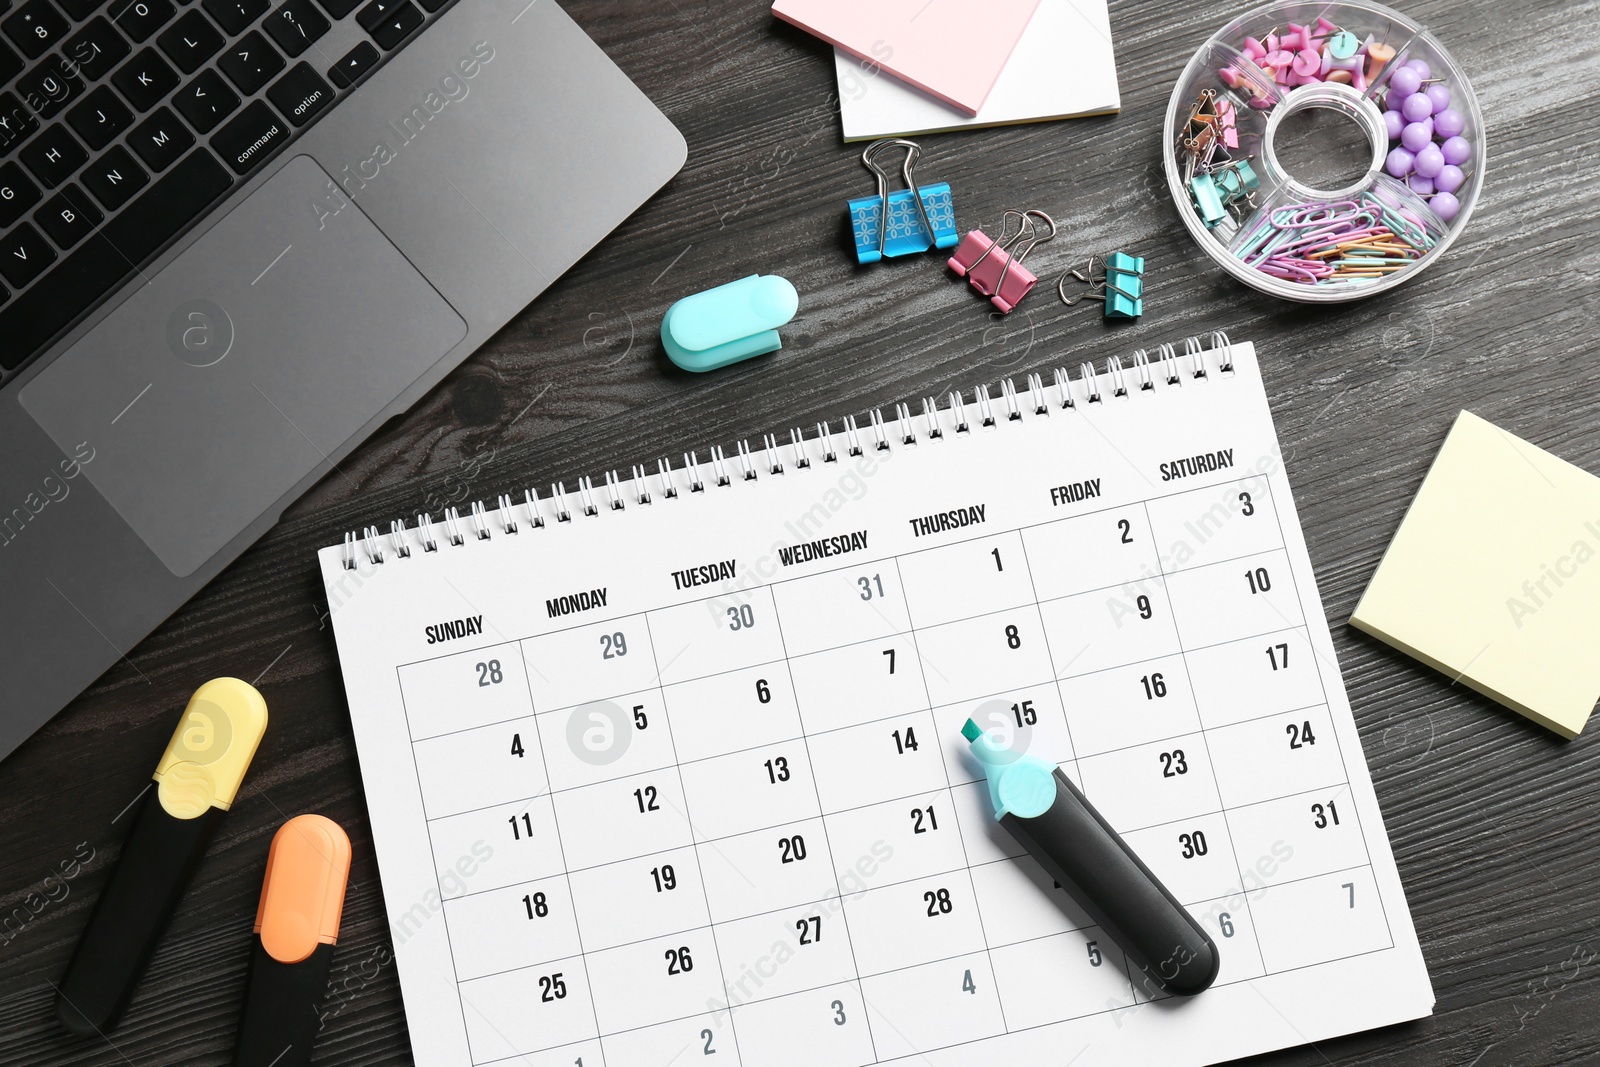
[1058,252,1146,320]
[661,274,799,372]
[848,138,958,264]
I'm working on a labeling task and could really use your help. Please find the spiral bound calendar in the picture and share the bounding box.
[318,336,1433,1067]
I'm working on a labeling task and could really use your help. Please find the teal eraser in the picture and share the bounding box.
[661,274,799,372]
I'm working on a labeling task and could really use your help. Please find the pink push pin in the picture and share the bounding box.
[947,210,1056,315]
[1242,36,1267,60]
[1292,48,1322,78]
[1263,49,1294,83]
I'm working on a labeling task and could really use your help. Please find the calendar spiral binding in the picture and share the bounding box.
[341,333,1236,570]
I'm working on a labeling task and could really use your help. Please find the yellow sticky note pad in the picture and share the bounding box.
[1351,411,1600,738]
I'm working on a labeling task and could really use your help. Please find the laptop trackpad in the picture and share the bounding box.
[19,155,466,577]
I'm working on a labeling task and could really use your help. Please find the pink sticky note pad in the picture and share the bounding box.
[773,0,1042,115]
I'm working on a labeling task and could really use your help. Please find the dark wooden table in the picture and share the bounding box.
[4,0,1597,1062]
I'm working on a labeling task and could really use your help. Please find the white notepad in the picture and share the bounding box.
[834,0,1121,141]
[319,337,1432,1066]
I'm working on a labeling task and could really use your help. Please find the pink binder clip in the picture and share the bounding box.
[947,209,1057,314]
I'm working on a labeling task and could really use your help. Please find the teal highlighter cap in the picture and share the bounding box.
[961,718,1056,818]
[960,718,1219,997]
[661,274,799,372]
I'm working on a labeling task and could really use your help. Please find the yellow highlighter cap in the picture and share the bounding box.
[153,678,269,819]
[254,815,352,964]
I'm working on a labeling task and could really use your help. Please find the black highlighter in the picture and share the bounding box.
[56,679,268,1035]
[961,718,1219,997]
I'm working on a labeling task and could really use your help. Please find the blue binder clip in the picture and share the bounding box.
[660,274,799,372]
[848,138,958,264]
[1058,252,1146,320]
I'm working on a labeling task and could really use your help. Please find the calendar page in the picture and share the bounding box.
[318,340,1433,1067]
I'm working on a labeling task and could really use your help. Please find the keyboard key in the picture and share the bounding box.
[16,54,85,118]
[0,148,229,365]
[262,0,325,58]
[309,0,356,17]
[265,61,328,126]
[61,17,130,80]
[415,0,447,13]
[353,0,393,30]
[34,182,101,247]
[155,8,220,73]
[364,0,418,49]
[0,221,55,287]
[66,84,133,149]
[172,66,235,131]
[111,0,174,42]
[200,0,263,35]
[112,47,178,110]
[0,160,42,226]
[325,38,373,88]
[19,123,86,187]
[57,0,105,20]
[209,97,283,173]
[0,39,21,84]
[126,104,191,169]
[82,143,147,208]
[0,91,40,151]
[217,29,280,94]
[3,0,69,60]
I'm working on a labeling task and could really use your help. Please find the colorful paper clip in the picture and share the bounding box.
[1059,252,1145,320]
[847,138,958,264]
[947,209,1056,314]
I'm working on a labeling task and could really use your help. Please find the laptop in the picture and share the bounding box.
[0,0,686,760]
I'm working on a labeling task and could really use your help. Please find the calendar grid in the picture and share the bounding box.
[762,590,882,1062]
[392,473,1409,1063]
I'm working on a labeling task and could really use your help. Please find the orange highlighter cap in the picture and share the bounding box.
[254,815,352,964]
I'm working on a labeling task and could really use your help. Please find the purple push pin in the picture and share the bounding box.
[1434,108,1466,139]
[1388,65,1422,98]
[1400,93,1433,123]
[1413,143,1445,179]
[1400,119,1433,152]
[1440,136,1471,166]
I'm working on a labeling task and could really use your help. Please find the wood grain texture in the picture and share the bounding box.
[3,0,1599,1063]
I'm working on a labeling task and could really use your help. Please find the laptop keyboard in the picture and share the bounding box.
[0,0,454,379]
